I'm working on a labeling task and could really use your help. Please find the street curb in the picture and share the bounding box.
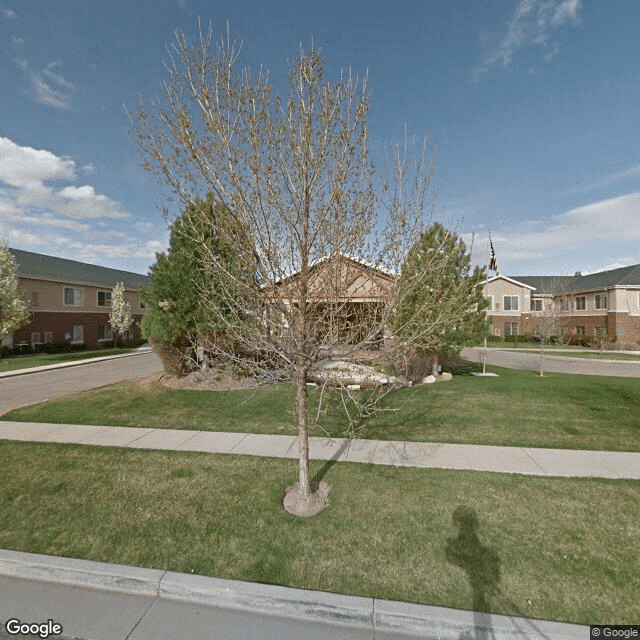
[0,349,152,379]
[0,549,589,639]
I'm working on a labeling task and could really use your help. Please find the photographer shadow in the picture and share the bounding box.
[445,506,501,640]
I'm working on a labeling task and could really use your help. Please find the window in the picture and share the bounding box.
[139,300,146,310]
[98,324,113,341]
[97,291,112,307]
[31,291,39,307]
[64,325,83,343]
[504,322,518,336]
[31,332,41,345]
[485,296,493,311]
[503,296,519,311]
[575,296,586,310]
[595,294,608,310]
[575,326,585,335]
[64,287,84,306]
[44,332,53,343]
[530,298,543,312]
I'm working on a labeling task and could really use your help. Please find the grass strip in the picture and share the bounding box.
[0,348,137,373]
[4,366,639,452]
[0,440,637,625]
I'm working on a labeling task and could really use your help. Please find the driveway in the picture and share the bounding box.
[462,347,640,378]
[0,350,163,415]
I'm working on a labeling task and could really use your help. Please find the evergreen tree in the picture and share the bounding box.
[390,223,488,376]
[140,194,254,366]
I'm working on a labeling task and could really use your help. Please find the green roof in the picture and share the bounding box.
[10,248,149,290]
[511,264,640,294]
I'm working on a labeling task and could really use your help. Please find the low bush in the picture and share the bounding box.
[12,343,34,356]
[70,343,88,352]
[43,341,73,354]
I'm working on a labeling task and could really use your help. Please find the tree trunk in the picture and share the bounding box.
[296,364,311,499]
[539,344,545,376]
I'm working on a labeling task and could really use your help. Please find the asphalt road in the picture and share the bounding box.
[462,347,640,377]
[0,350,164,415]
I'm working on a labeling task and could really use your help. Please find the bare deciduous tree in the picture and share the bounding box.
[530,285,568,376]
[129,24,455,515]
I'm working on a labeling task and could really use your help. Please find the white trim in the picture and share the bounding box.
[484,275,536,290]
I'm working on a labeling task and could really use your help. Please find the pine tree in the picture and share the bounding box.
[390,223,488,380]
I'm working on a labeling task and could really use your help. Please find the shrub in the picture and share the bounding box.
[13,343,34,356]
[149,339,190,376]
[441,358,481,376]
[0,345,12,358]
[70,343,88,352]
[100,340,116,349]
[43,341,73,354]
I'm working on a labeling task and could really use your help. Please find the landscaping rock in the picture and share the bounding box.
[422,375,436,384]
[438,372,453,381]
[308,359,401,387]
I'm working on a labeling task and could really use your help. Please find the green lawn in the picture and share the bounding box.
[4,366,639,451]
[0,440,637,625]
[0,348,137,373]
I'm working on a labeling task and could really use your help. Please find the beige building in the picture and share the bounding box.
[484,265,640,349]
[6,249,149,350]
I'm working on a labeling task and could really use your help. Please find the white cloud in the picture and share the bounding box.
[0,137,131,221]
[2,7,15,19]
[472,191,640,274]
[1,137,166,273]
[564,165,640,195]
[13,56,75,109]
[472,0,581,81]
[0,137,76,187]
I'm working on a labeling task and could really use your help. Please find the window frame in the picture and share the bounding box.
[503,322,518,336]
[64,324,84,344]
[98,324,113,341]
[594,294,608,310]
[575,296,586,310]
[63,287,84,307]
[530,298,543,312]
[503,296,519,312]
[97,290,112,308]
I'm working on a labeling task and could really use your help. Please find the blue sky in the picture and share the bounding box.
[1,0,639,276]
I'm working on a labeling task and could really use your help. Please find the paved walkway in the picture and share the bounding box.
[1,420,638,478]
[0,349,163,415]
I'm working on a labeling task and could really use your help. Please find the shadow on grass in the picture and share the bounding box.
[445,505,501,640]
[445,506,557,640]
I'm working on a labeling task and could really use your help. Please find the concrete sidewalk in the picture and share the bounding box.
[0,549,589,640]
[1,420,639,478]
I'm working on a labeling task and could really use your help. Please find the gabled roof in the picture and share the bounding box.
[564,264,640,292]
[509,265,640,294]
[509,275,574,293]
[10,248,149,290]
[485,274,536,290]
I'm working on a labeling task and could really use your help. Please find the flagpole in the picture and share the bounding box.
[482,233,491,376]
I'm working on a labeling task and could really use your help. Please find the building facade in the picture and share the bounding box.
[5,249,149,350]
[484,265,640,349]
